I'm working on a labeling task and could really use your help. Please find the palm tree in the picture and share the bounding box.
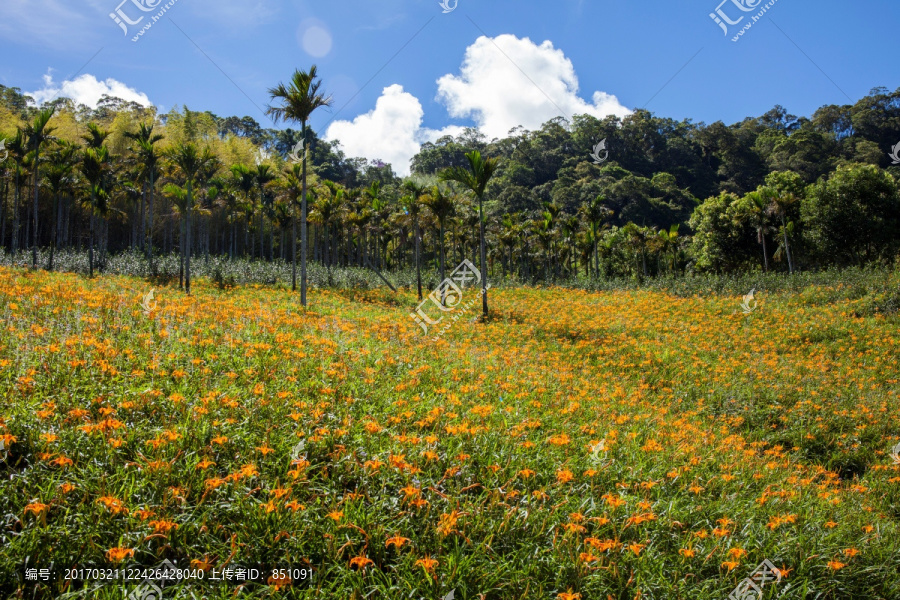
[43,141,78,271]
[422,185,456,300]
[229,164,256,257]
[402,179,428,300]
[746,191,770,273]
[6,131,26,258]
[656,224,680,274]
[311,180,342,284]
[82,123,109,150]
[253,164,277,261]
[765,189,798,274]
[24,107,56,268]
[125,123,164,270]
[168,143,217,295]
[80,146,111,278]
[499,213,520,279]
[582,195,613,279]
[280,162,303,277]
[440,151,499,318]
[266,66,333,305]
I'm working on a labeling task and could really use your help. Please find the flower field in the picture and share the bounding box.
[1,266,899,599]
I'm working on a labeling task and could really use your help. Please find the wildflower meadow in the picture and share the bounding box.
[1,265,899,598]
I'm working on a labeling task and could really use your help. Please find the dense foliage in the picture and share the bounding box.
[1,83,899,287]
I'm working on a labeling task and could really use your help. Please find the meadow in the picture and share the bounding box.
[1,265,899,599]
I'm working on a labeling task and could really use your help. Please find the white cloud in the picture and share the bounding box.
[27,73,153,109]
[318,34,631,177]
[325,84,463,177]
[436,34,631,139]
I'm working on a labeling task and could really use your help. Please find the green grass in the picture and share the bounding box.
[0,264,898,599]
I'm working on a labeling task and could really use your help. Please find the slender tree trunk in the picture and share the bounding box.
[477,196,489,317]
[147,171,155,274]
[325,223,332,286]
[48,192,59,271]
[415,217,422,301]
[0,180,7,253]
[179,214,185,290]
[781,216,794,274]
[33,148,40,269]
[760,226,768,272]
[88,209,95,278]
[186,182,192,295]
[300,119,309,306]
[11,170,20,259]
[438,222,446,304]
[140,182,146,254]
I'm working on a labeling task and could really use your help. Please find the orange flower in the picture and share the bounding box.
[827,560,846,570]
[628,543,646,555]
[190,556,213,571]
[106,547,134,563]
[842,548,859,557]
[415,556,438,573]
[679,548,696,558]
[24,502,49,516]
[385,535,410,549]
[556,469,574,484]
[149,520,178,534]
[268,573,292,590]
[557,590,581,600]
[349,556,374,570]
[327,511,344,522]
[727,548,747,560]
[97,496,128,515]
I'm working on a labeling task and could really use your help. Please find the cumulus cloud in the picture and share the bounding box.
[26,73,153,109]
[318,35,631,176]
[325,84,464,177]
[437,34,631,139]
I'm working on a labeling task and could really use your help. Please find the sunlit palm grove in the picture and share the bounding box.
[0,70,899,599]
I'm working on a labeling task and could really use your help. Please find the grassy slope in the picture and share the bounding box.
[0,267,898,599]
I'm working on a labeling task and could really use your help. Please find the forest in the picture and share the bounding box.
[1,82,899,285]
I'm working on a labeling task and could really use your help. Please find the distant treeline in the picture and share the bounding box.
[0,84,898,283]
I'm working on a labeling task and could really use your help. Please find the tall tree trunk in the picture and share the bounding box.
[300,119,309,306]
[0,180,7,253]
[438,221,446,305]
[32,144,40,269]
[11,170,20,259]
[48,192,59,271]
[415,217,422,301]
[186,183,192,295]
[140,182,146,254]
[781,216,794,274]
[88,210,95,278]
[147,171,155,274]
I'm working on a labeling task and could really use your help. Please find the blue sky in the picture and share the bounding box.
[0,0,896,174]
